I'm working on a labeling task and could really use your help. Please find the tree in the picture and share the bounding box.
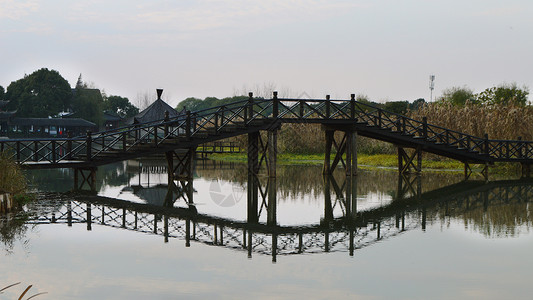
[409,98,426,111]
[103,95,139,118]
[383,101,409,114]
[176,97,203,111]
[0,85,4,100]
[439,86,477,106]
[476,83,529,106]
[72,86,104,126]
[5,68,72,117]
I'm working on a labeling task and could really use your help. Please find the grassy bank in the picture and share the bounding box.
[209,152,519,175]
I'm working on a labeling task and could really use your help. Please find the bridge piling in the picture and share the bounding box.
[74,167,97,192]
[322,126,358,176]
[267,177,277,226]
[247,132,259,223]
[521,163,531,178]
[345,130,357,176]
[267,129,278,178]
[398,147,422,174]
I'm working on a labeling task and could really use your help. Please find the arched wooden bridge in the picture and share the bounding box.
[2,92,533,188]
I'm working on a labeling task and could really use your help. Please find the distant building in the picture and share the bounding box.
[0,99,96,138]
[128,89,182,125]
[103,111,122,131]
[8,117,96,137]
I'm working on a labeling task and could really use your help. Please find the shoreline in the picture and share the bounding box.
[208,152,520,175]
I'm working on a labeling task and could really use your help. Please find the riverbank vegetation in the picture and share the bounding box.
[0,152,33,208]
[0,152,26,195]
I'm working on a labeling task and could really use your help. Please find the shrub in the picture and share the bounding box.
[0,152,27,195]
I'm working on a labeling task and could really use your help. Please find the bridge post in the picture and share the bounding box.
[521,163,531,178]
[397,147,422,174]
[272,91,279,119]
[73,167,97,192]
[248,92,254,123]
[268,129,278,178]
[323,175,334,224]
[267,177,277,226]
[481,164,489,181]
[464,162,472,180]
[67,131,73,160]
[86,130,92,161]
[323,130,334,175]
[350,94,356,119]
[247,132,259,223]
[345,175,357,221]
[345,130,357,176]
[325,95,331,119]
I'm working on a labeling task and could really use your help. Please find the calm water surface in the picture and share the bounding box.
[2,159,533,299]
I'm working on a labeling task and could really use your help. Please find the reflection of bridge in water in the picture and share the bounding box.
[28,176,533,262]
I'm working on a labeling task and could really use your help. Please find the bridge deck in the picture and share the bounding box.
[1,96,532,169]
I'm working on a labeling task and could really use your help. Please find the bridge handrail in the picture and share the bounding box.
[2,95,533,164]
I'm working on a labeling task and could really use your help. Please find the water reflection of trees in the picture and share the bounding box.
[195,162,463,200]
[428,190,533,238]
[0,213,30,254]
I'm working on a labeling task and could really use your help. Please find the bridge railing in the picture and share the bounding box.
[2,94,533,164]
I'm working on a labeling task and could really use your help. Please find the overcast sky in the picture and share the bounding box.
[1,0,532,107]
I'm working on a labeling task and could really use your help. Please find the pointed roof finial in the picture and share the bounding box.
[156,89,163,100]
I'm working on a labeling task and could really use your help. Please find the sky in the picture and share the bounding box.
[1,0,532,107]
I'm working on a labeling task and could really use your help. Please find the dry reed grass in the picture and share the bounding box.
[408,102,533,140]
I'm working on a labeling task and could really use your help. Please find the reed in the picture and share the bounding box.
[0,152,26,195]
[408,102,533,140]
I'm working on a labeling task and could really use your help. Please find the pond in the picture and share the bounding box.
[2,159,533,299]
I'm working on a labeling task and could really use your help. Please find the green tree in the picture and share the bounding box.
[175,95,249,112]
[409,98,426,111]
[0,85,4,100]
[383,101,409,114]
[72,87,104,126]
[5,68,72,117]
[103,95,139,118]
[439,86,477,106]
[476,83,529,106]
[176,97,203,111]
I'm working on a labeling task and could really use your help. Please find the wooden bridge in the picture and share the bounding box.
[2,92,533,189]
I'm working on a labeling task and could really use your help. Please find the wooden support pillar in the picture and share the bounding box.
[345,130,357,176]
[481,163,489,182]
[272,233,278,263]
[74,167,97,192]
[323,130,334,175]
[323,175,334,224]
[521,163,531,178]
[86,203,92,231]
[247,175,259,224]
[165,151,174,185]
[247,230,253,259]
[268,129,278,177]
[416,146,422,174]
[248,132,259,175]
[398,147,422,174]
[164,215,169,243]
[247,132,260,223]
[267,177,277,226]
[345,175,357,221]
[185,218,191,247]
[464,162,472,180]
